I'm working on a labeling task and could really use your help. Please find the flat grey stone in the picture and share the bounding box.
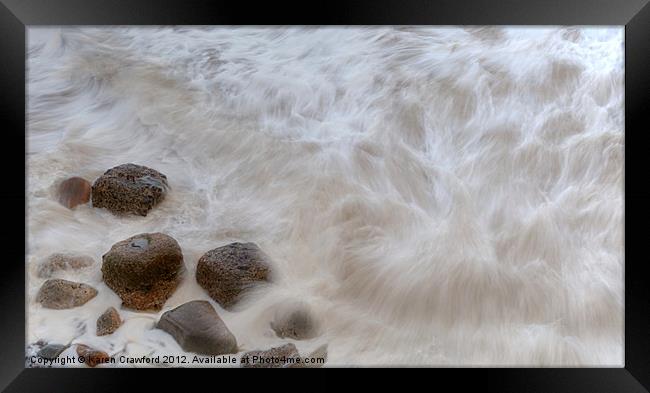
[37,344,69,360]
[157,300,237,355]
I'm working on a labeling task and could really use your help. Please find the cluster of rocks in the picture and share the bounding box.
[56,163,169,216]
[36,163,326,368]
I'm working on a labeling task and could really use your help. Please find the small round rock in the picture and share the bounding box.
[57,177,92,209]
[96,307,122,336]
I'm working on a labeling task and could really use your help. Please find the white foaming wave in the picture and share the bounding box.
[27,26,623,366]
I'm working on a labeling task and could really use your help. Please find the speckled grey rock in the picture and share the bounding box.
[36,279,97,309]
[156,300,237,356]
[37,344,69,360]
[91,163,168,216]
[96,307,122,336]
[196,242,271,309]
[102,233,184,311]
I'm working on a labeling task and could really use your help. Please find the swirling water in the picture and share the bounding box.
[27,26,623,366]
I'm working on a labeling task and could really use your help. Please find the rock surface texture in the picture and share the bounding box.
[156,300,238,355]
[240,343,328,368]
[196,242,271,309]
[37,253,94,278]
[57,177,92,209]
[36,279,97,309]
[102,232,184,311]
[91,163,169,216]
[270,301,319,340]
[96,307,122,336]
[37,344,69,360]
[240,343,300,368]
[76,344,111,367]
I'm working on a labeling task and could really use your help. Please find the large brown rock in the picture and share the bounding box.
[156,300,238,355]
[102,233,184,311]
[36,279,97,309]
[58,177,92,209]
[96,307,122,336]
[196,242,271,309]
[37,253,94,278]
[91,163,169,216]
[240,343,300,368]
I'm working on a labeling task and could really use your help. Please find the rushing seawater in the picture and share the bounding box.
[27,27,624,366]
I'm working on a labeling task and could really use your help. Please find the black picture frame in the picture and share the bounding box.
[1,0,648,391]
